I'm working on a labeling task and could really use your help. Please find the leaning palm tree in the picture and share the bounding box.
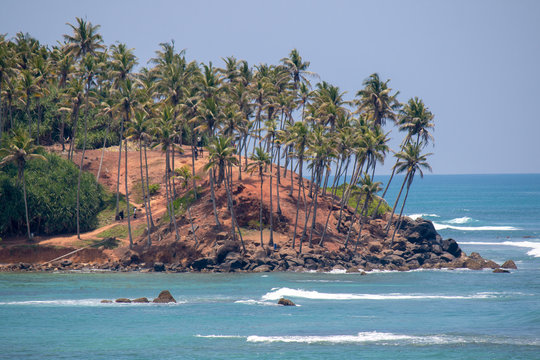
[0,129,46,240]
[386,143,433,242]
[399,97,435,147]
[246,147,271,247]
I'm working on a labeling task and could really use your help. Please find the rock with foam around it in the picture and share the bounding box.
[153,290,176,303]
[278,298,296,306]
[132,297,149,303]
[493,268,510,273]
[115,298,132,303]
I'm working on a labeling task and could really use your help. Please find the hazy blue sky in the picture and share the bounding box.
[2,0,539,174]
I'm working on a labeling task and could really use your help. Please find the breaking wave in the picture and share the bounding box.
[459,240,540,257]
[409,213,440,220]
[197,332,540,346]
[261,287,495,301]
[433,223,520,231]
[0,299,185,306]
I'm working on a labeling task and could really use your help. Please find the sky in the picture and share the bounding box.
[1,0,539,174]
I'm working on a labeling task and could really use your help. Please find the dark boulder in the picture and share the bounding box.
[278,298,296,306]
[153,262,165,272]
[153,290,176,303]
[191,257,214,271]
[493,268,510,273]
[215,241,240,264]
[132,297,149,303]
[442,238,462,258]
[115,298,132,303]
[501,260,518,269]
[405,219,438,243]
[100,300,112,303]
[60,259,72,267]
[253,265,272,272]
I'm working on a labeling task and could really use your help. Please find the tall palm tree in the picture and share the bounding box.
[205,136,246,251]
[247,147,271,247]
[153,105,181,241]
[399,97,435,147]
[63,17,104,59]
[356,73,400,128]
[126,111,153,247]
[0,129,46,240]
[352,175,382,252]
[0,36,16,145]
[389,143,432,242]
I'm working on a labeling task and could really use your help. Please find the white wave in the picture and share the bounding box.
[195,335,244,339]
[433,223,520,231]
[447,217,473,224]
[261,288,493,301]
[0,299,185,306]
[459,240,540,257]
[409,213,439,220]
[234,299,278,306]
[198,332,540,346]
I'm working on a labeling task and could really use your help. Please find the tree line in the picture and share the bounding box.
[0,18,434,252]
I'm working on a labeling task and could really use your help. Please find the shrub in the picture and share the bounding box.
[0,152,106,236]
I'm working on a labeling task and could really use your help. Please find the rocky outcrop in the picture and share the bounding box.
[501,260,517,269]
[278,298,296,306]
[132,297,149,303]
[493,268,510,273]
[115,298,132,303]
[153,290,176,303]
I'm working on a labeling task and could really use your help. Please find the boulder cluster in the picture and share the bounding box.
[101,290,176,304]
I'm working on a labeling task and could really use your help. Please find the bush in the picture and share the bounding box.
[148,183,160,196]
[0,152,106,236]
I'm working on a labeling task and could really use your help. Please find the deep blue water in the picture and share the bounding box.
[1,174,539,359]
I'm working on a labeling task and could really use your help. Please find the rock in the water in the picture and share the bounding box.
[115,298,132,303]
[442,238,462,258]
[132,297,149,303]
[278,298,296,306]
[405,219,438,243]
[153,290,176,303]
[493,268,510,273]
[501,260,517,269]
[101,300,112,303]
[153,262,165,272]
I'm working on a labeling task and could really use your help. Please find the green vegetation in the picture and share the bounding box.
[96,223,145,239]
[0,19,435,251]
[0,152,106,236]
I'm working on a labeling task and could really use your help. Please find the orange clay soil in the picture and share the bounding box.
[0,144,389,265]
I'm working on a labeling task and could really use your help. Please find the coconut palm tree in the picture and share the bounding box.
[205,136,246,250]
[356,73,400,128]
[63,17,104,59]
[353,175,382,252]
[0,36,16,144]
[126,111,153,247]
[281,48,316,90]
[389,143,432,242]
[0,128,46,240]
[153,105,181,241]
[399,97,435,147]
[247,147,271,247]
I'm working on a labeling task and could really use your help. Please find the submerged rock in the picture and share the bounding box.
[100,300,112,303]
[493,268,510,273]
[278,298,296,306]
[153,290,176,303]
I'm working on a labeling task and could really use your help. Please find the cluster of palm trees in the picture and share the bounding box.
[0,18,435,253]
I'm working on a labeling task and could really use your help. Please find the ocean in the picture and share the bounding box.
[1,174,539,359]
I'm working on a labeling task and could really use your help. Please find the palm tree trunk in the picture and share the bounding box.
[391,182,412,243]
[124,124,133,249]
[143,142,155,228]
[225,167,245,252]
[190,125,198,197]
[385,172,409,234]
[344,194,364,249]
[320,156,344,245]
[259,170,264,247]
[76,89,90,240]
[114,119,124,220]
[291,157,303,249]
[209,170,221,227]
[308,165,322,247]
[166,148,180,240]
[269,158,274,247]
[354,196,371,252]
[36,101,41,145]
[22,169,31,240]
[139,139,152,247]
[276,144,282,215]
[96,120,111,186]
[372,165,397,220]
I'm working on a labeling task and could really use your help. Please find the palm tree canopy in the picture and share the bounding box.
[63,17,104,59]
[0,128,46,181]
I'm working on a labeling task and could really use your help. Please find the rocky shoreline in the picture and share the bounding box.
[0,218,517,274]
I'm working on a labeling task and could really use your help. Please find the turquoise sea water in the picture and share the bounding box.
[1,174,539,359]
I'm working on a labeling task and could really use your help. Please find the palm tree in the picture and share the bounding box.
[0,36,16,145]
[399,97,435,147]
[63,17,104,59]
[281,48,316,90]
[389,143,432,243]
[153,105,181,241]
[356,73,400,128]
[126,111,152,247]
[353,175,382,252]
[247,147,270,247]
[0,129,46,240]
[205,136,246,251]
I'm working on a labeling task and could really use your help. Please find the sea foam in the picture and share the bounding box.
[459,240,540,257]
[409,213,439,220]
[433,223,520,231]
[261,287,494,301]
